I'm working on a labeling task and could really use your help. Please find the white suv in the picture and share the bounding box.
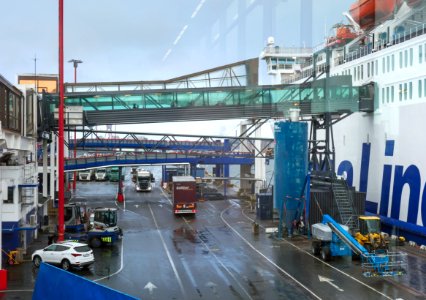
[32,241,94,271]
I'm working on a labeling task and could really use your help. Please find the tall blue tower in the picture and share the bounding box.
[273,121,308,235]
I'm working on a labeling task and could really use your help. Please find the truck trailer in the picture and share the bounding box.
[172,176,197,214]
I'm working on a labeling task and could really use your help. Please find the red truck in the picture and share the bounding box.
[172,176,197,214]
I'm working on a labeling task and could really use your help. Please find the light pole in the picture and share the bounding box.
[68,59,83,83]
[58,0,65,242]
[68,59,83,191]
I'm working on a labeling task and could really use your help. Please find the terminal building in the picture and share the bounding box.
[0,73,40,261]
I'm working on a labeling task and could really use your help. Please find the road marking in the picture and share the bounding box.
[144,282,157,295]
[160,188,173,205]
[205,281,218,295]
[318,275,344,292]
[94,236,124,282]
[220,205,322,300]
[179,255,202,297]
[161,188,252,299]
[182,217,254,300]
[149,203,187,299]
[239,206,394,300]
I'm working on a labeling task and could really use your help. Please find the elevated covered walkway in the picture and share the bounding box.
[66,128,274,158]
[40,58,374,129]
[64,151,254,172]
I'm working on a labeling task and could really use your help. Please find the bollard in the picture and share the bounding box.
[252,222,259,235]
[0,269,7,290]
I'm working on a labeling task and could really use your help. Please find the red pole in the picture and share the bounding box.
[58,0,65,242]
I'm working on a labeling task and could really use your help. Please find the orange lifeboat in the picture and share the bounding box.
[349,0,401,30]
[326,24,358,48]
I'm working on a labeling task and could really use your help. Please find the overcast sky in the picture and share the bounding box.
[0,0,353,135]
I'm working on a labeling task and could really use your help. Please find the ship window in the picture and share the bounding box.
[375,60,378,75]
[391,86,394,102]
[399,52,403,68]
[419,80,422,98]
[361,65,363,80]
[382,57,385,73]
[392,54,395,71]
[382,88,385,103]
[386,56,390,72]
[410,48,413,66]
[354,67,356,80]
[399,84,403,101]
[386,87,390,103]
[409,82,413,99]
[4,186,14,204]
[419,45,423,63]
[404,83,408,100]
[367,62,370,77]
[371,61,374,77]
[404,50,408,68]
[424,79,426,97]
[358,66,360,80]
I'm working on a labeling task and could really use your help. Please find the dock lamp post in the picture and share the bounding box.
[68,59,82,191]
[68,59,83,83]
[58,0,65,242]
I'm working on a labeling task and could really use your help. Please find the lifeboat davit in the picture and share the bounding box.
[406,0,422,7]
[349,0,402,30]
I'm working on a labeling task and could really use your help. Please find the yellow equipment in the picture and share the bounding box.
[355,216,389,252]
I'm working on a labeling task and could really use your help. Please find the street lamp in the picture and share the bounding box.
[68,59,83,83]
[68,59,83,191]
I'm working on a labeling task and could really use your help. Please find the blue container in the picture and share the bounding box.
[273,121,308,229]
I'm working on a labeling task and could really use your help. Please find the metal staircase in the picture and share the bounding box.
[331,178,358,232]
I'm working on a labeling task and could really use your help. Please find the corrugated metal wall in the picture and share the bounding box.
[309,189,366,227]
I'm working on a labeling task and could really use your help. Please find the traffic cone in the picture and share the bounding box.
[117,191,124,203]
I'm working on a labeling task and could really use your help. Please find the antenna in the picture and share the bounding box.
[34,54,38,94]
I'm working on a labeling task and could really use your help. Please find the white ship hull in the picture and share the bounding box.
[262,1,426,243]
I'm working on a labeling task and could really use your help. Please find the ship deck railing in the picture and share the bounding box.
[283,23,426,84]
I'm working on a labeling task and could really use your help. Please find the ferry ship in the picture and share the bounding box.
[261,0,426,244]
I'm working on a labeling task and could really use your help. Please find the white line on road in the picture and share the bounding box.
[148,203,187,299]
[239,205,394,300]
[160,187,253,299]
[182,217,254,300]
[318,275,344,292]
[220,205,322,300]
[94,237,124,282]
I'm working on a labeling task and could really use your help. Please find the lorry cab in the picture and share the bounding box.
[95,168,108,181]
[109,167,120,182]
[135,169,153,192]
[79,169,94,181]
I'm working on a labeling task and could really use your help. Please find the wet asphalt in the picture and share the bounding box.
[2,169,426,299]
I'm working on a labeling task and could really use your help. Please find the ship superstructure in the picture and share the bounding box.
[261,0,426,244]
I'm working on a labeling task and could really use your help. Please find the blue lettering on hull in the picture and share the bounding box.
[337,140,426,244]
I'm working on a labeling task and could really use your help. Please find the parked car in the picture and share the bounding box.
[32,241,94,271]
